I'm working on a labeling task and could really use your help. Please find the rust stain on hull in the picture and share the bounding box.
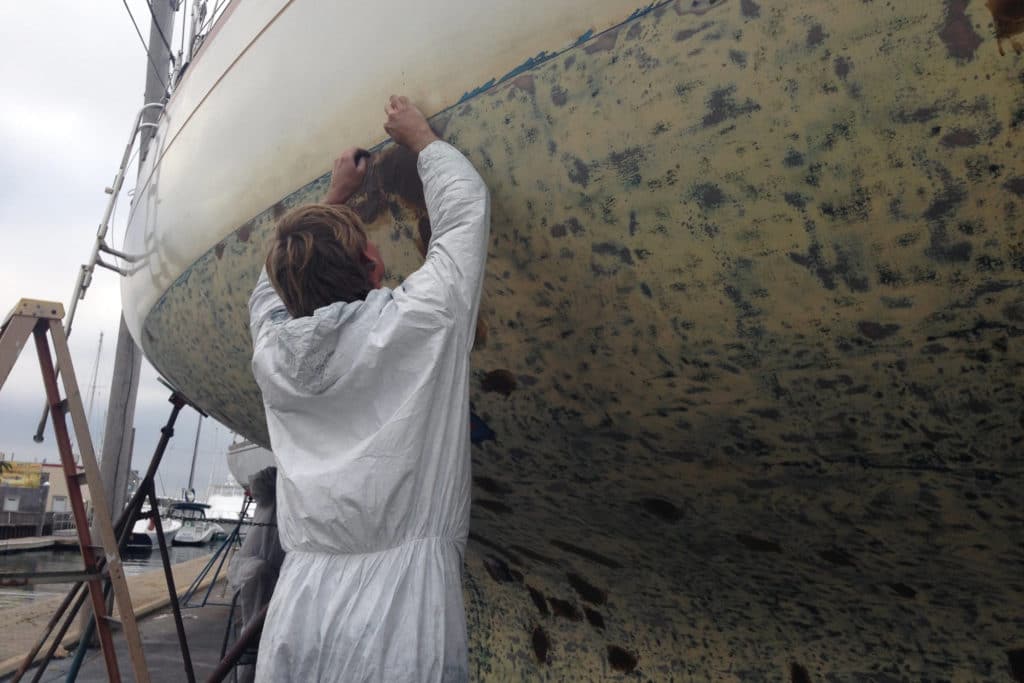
[941,0,984,60]
[988,0,1024,55]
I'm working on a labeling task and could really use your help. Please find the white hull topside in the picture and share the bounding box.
[120,0,652,340]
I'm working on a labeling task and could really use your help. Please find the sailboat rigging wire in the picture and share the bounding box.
[145,0,175,62]
[179,0,186,59]
[197,0,229,39]
[109,146,140,250]
[121,0,169,94]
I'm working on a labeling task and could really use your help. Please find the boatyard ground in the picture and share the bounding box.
[0,554,228,680]
[9,603,232,682]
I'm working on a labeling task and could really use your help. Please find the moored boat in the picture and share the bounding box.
[169,502,224,546]
[127,503,182,550]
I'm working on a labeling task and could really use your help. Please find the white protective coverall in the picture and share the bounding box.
[248,141,489,682]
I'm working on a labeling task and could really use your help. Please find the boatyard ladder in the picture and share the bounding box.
[0,299,149,683]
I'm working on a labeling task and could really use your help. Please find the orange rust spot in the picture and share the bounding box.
[350,145,425,225]
[988,0,1024,55]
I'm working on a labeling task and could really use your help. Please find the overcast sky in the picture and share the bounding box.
[0,2,236,498]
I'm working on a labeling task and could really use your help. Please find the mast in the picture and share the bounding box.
[94,0,176,535]
[85,332,104,453]
[186,414,203,498]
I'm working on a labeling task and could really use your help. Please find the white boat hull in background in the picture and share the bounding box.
[172,522,224,545]
[128,518,182,549]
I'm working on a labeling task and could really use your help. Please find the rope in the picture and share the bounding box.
[198,0,229,38]
[145,0,175,62]
[179,0,186,61]
[121,0,169,94]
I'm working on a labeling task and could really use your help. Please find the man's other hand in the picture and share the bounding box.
[384,95,440,154]
[324,147,370,205]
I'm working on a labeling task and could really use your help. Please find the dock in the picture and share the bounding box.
[0,535,79,554]
[0,554,227,678]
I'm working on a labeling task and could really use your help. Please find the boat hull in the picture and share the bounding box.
[172,524,221,546]
[121,0,1023,678]
[128,525,179,550]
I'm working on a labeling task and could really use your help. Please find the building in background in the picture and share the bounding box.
[0,458,90,539]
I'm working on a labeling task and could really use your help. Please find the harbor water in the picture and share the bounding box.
[0,544,214,609]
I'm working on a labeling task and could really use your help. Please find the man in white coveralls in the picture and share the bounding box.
[248,95,490,682]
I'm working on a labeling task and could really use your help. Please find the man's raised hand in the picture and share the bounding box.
[324,146,370,205]
[384,95,439,154]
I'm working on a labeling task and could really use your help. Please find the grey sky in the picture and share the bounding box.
[0,2,235,498]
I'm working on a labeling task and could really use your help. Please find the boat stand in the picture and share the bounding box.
[0,300,149,683]
[207,603,269,683]
[182,496,251,609]
[63,384,209,683]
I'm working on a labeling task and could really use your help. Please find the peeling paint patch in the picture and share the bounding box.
[551,84,568,106]
[607,645,638,673]
[509,74,535,95]
[481,369,517,396]
[1003,176,1024,197]
[584,28,619,54]
[550,217,583,238]
[702,86,761,128]
[567,572,607,604]
[675,21,713,42]
[791,663,812,683]
[693,182,727,210]
[548,597,583,620]
[939,0,983,60]
[567,156,590,187]
[806,23,827,48]
[858,321,900,340]
[608,146,645,186]
[531,626,550,664]
[940,128,980,148]
[834,56,852,79]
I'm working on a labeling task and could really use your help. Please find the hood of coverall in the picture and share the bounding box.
[270,287,392,395]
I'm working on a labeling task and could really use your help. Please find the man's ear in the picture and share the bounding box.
[363,244,384,288]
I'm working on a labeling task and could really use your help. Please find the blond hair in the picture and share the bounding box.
[266,203,373,318]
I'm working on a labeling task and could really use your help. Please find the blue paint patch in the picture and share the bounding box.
[456,0,673,104]
[627,2,661,21]
[502,51,552,82]
[458,52,552,103]
[470,408,496,444]
[459,78,498,104]
[575,29,595,46]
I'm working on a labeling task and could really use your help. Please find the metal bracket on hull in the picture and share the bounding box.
[31,102,164,443]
